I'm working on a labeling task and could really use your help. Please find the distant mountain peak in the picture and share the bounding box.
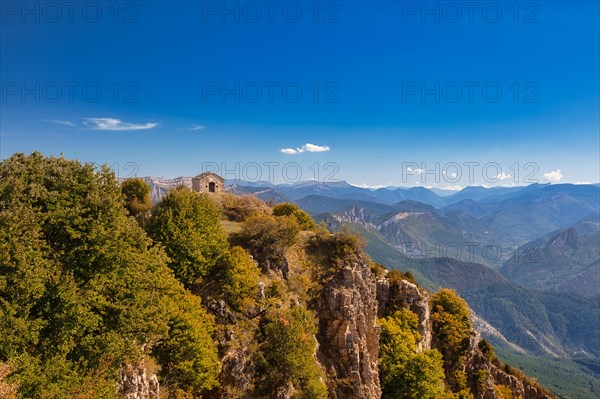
[547,228,581,250]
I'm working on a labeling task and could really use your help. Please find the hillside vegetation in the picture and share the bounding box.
[0,153,557,399]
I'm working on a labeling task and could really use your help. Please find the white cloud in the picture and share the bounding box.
[303,143,330,152]
[406,166,424,174]
[44,119,76,127]
[281,147,301,155]
[441,185,463,191]
[82,118,158,131]
[543,169,563,182]
[280,143,330,155]
[189,124,206,131]
[575,181,592,185]
[496,171,511,181]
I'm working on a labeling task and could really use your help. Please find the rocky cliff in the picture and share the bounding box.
[465,348,555,399]
[375,273,556,399]
[119,365,159,399]
[316,257,382,399]
[376,273,432,352]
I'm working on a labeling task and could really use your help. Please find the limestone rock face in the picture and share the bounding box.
[119,365,159,399]
[316,259,381,399]
[465,348,555,399]
[377,276,432,352]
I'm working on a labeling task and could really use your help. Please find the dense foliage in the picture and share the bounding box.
[379,309,447,399]
[272,203,316,230]
[120,178,152,219]
[258,306,328,398]
[431,289,473,396]
[0,153,219,398]
[0,153,555,399]
[220,246,261,312]
[145,186,228,290]
[306,227,364,273]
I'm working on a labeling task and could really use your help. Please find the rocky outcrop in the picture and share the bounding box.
[316,258,381,399]
[203,298,255,399]
[211,345,256,399]
[466,347,555,399]
[119,364,159,399]
[377,273,555,399]
[377,275,432,352]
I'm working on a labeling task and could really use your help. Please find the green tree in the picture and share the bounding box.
[431,289,471,357]
[379,309,447,399]
[258,306,328,398]
[0,153,219,398]
[121,178,152,219]
[146,186,228,290]
[153,292,221,395]
[221,246,261,312]
[272,202,315,230]
[431,289,472,395]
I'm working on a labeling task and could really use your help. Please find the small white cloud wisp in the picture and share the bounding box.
[82,118,158,131]
[44,119,76,127]
[280,143,330,155]
[189,124,206,131]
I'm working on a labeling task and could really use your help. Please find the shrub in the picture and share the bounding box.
[387,269,418,287]
[220,194,269,222]
[272,203,315,230]
[230,214,299,276]
[478,339,496,362]
[221,246,261,312]
[370,261,387,277]
[495,384,514,399]
[306,227,364,274]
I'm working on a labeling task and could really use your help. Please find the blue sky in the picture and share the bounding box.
[1,0,598,188]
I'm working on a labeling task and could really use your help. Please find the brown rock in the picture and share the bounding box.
[316,259,381,399]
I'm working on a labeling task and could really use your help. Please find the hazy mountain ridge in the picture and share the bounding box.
[501,220,600,298]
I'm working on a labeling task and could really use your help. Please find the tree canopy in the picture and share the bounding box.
[0,153,219,398]
[120,178,152,218]
[379,309,447,399]
[145,186,228,290]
